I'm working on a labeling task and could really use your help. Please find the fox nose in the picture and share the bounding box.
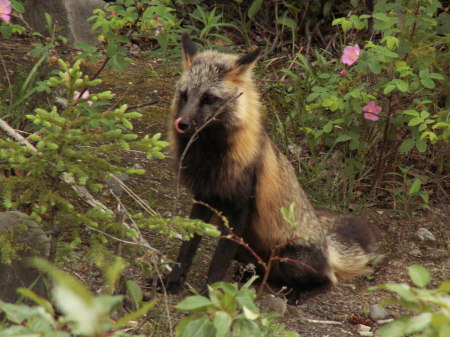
[174,117,189,134]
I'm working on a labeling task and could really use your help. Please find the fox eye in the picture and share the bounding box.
[200,92,219,106]
[180,90,188,105]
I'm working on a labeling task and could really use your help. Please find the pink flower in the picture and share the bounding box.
[341,44,360,66]
[339,70,347,77]
[0,0,12,23]
[73,90,93,106]
[363,101,382,121]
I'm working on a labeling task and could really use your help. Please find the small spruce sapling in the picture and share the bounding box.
[0,58,168,263]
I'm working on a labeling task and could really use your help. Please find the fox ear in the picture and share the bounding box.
[228,46,261,80]
[236,46,261,69]
[181,33,197,70]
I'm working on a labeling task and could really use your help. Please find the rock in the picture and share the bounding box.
[257,294,287,316]
[23,0,105,45]
[408,242,423,257]
[369,304,389,321]
[357,324,373,336]
[409,248,423,257]
[0,211,49,303]
[416,227,436,241]
[104,173,130,197]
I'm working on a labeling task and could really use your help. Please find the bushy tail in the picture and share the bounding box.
[315,209,379,282]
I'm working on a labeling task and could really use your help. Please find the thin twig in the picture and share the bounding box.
[108,173,159,217]
[306,319,343,325]
[127,99,160,110]
[0,56,13,103]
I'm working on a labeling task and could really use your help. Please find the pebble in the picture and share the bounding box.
[416,227,436,241]
[357,324,373,336]
[369,304,389,321]
[257,294,287,316]
[104,173,130,197]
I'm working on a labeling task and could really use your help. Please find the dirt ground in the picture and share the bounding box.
[1,38,449,336]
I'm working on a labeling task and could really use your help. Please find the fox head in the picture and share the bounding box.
[171,34,261,137]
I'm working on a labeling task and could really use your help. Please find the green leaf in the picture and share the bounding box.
[408,117,423,126]
[429,73,444,80]
[377,319,407,337]
[248,0,263,19]
[421,78,435,89]
[181,316,214,337]
[340,19,353,32]
[368,62,381,74]
[126,280,142,308]
[416,138,427,153]
[399,139,415,153]
[307,92,320,102]
[408,178,421,195]
[402,109,419,117]
[395,80,409,92]
[322,98,333,107]
[213,311,232,337]
[11,2,25,13]
[372,12,388,21]
[278,16,297,31]
[408,265,430,287]
[243,305,259,320]
[335,134,353,143]
[176,296,212,311]
[284,332,301,337]
[420,110,430,119]
[438,324,450,337]
[406,313,432,333]
[419,68,430,78]
[233,318,261,335]
[115,300,157,329]
[323,122,333,133]
[384,284,417,302]
[16,288,54,316]
[438,281,450,291]
[384,84,396,95]
[0,301,43,324]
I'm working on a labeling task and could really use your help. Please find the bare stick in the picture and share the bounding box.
[306,319,343,325]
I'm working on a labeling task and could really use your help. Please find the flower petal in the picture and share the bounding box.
[364,113,379,121]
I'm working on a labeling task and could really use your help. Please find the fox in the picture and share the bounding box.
[165,33,379,302]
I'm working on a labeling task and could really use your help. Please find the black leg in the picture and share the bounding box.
[205,202,251,285]
[165,203,212,293]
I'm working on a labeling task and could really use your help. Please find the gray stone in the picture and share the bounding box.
[416,227,436,241]
[104,173,130,197]
[369,303,389,321]
[0,211,50,303]
[257,294,287,316]
[23,0,105,45]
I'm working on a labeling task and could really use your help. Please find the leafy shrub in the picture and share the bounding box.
[371,265,450,337]
[270,0,449,209]
[0,58,168,263]
[0,258,155,337]
[175,276,299,337]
